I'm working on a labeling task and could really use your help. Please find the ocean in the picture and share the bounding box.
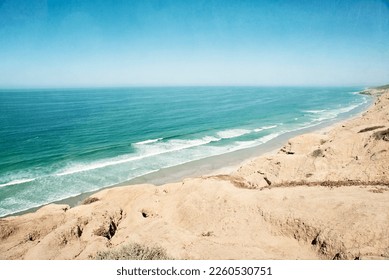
[0,87,370,217]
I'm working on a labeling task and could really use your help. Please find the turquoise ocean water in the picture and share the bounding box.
[0,87,370,217]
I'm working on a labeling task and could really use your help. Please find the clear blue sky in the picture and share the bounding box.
[0,0,388,87]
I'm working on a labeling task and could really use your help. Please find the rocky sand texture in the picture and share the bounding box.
[1,88,388,260]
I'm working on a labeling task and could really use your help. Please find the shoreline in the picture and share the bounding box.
[5,93,373,218]
[1,86,388,260]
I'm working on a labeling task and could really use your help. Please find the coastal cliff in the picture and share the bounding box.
[1,88,388,260]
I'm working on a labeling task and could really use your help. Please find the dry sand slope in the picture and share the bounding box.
[1,89,388,260]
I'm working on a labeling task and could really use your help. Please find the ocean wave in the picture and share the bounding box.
[56,126,283,177]
[0,178,36,188]
[134,138,163,145]
[49,98,366,179]
[0,168,162,217]
[253,125,277,132]
[228,140,258,151]
[311,104,361,122]
[258,132,282,143]
[225,132,282,152]
[56,136,220,176]
[217,129,251,139]
[303,109,327,114]
[303,101,366,123]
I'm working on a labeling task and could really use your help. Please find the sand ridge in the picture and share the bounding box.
[1,89,388,260]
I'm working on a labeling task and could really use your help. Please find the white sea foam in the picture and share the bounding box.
[0,168,161,217]
[134,138,163,145]
[0,178,35,188]
[253,125,277,132]
[350,91,363,95]
[56,136,220,176]
[311,104,361,122]
[258,132,282,143]
[303,109,326,114]
[224,132,281,153]
[304,101,366,123]
[227,140,258,152]
[54,100,367,179]
[217,129,251,139]
[56,127,284,178]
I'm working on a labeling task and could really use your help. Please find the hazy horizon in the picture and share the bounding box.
[1,0,389,88]
[0,84,380,90]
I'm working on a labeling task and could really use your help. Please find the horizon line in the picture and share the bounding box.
[0,83,378,90]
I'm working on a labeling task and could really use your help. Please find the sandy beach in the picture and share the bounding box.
[0,87,388,260]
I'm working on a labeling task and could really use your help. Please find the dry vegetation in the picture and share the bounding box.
[373,128,389,141]
[358,126,385,133]
[95,242,172,260]
[82,197,99,205]
[266,180,389,189]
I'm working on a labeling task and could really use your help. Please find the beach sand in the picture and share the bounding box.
[0,88,388,260]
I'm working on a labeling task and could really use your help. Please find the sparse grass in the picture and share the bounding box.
[95,242,172,260]
[0,224,16,240]
[26,230,40,241]
[373,128,389,141]
[358,126,385,133]
[369,187,388,193]
[311,149,324,157]
[262,180,389,189]
[82,197,99,205]
[208,174,254,189]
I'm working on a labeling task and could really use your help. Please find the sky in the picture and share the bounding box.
[0,0,388,87]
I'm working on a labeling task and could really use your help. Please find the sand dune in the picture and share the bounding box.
[1,88,388,260]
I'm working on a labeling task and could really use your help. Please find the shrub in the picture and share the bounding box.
[311,149,324,157]
[95,242,172,260]
[358,126,385,133]
[373,128,389,141]
[82,197,99,205]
